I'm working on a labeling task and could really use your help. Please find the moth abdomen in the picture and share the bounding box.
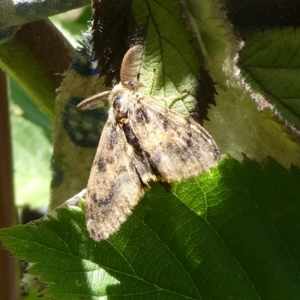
[123,123,139,145]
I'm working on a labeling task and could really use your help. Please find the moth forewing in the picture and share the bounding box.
[128,94,220,182]
[84,109,145,241]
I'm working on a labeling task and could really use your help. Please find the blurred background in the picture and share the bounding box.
[7,8,92,299]
[10,6,91,214]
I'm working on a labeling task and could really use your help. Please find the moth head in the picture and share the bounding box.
[122,80,145,91]
[110,83,132,120]
[77,45,144,112]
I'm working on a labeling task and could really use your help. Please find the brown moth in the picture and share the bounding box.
[78,45,220,241]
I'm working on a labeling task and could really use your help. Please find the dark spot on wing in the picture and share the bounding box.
[106,156,116,165]
[91,192,98,203]
[135,107,149,123]
[166,142,173,150]
[90,228,96,237]
[97,157,107,172]
[162,118,169,130]
[97,190,115,207]
[186,139,193,147]
[182,146,188,153]
[118,166,128,174]
[214,147,221,160]
[203,131,213,142]
[92,185,116,208]
[107,126,119,150]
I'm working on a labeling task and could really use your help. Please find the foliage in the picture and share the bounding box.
[2,158,300,299]
[1,1,300,299]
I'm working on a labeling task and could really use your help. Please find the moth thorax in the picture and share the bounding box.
[113,94,128,120]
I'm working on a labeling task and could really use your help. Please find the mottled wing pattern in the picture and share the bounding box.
[128,95,220,182]
[85,108,145,241]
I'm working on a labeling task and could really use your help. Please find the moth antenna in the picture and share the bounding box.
[77,90,110,111]
[120,45,144,89]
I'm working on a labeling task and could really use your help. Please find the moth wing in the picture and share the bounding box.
[85,109,145,241]
[129,95,220,182]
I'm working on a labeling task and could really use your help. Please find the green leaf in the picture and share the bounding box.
[23,289,44,300]
[1,157,300,299]
[11,107,52,208]
[239,28,300,129]
[133,0,201,115]
[9,78,52,141]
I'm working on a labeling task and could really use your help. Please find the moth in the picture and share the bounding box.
[78,45,220,241]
